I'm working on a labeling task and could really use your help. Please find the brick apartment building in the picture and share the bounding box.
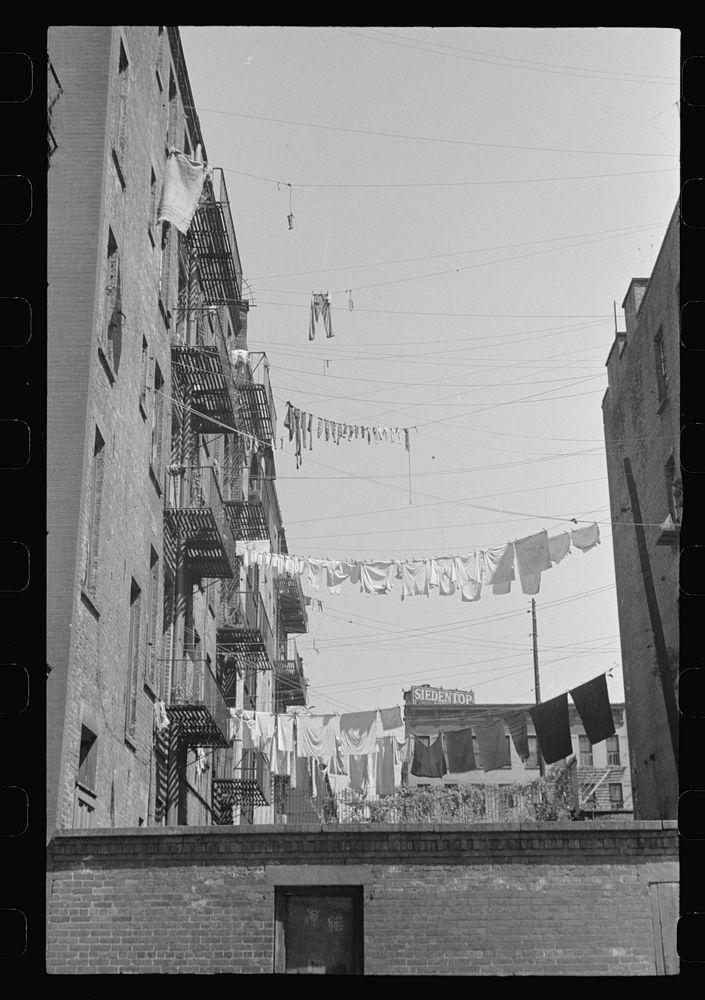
[601,205,680,820]
[403,686,633,815]
[47,25,308,837]
[45,27,678,975]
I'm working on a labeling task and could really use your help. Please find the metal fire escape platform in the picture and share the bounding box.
[171,344,234,433]
[224,499,268,541]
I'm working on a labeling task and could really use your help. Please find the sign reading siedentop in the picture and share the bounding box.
[411,686,475,706]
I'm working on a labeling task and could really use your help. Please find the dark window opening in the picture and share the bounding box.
[77,725,98,791]
[125,579,142,743]
[84,427,105,593]
[654,328,668,405]
[104,228,123,373]
[579,734,593,767]
[606,735,621,767]
[274,886,364,975]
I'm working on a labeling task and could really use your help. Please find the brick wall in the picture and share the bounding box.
[47,26,187,834]
[46,822,677,975]
[602,206,680,819]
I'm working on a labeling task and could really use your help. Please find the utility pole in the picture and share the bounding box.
[531,598,545,777]
[623,457,679,770]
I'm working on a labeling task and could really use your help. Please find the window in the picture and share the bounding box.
[139,337,149,415]
[525,734,539,769]
[606,735,621,766]
[654,328,668,405]
[77,725,98,792]
[83,427,105,594]
[151,362,164,482]
[274,887,364,975]
[145,548,160,694]
[579,734,593,767]
[148,168,157,244]
[113,40,129,180]
[664,455,682,523]
[608,783,624,809]
[102,228,123,375]
[167,68,178,145]
[125,579,142,744]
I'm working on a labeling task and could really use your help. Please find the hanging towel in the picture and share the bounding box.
[339,711,378,755]
[432,558,457,597]
[400,560,430,599]
[306,558,325,592]
[296,714,339,760]
[411,734,447,778]
[325,560,358,591]
[307,412,314,450]
[375,736,396,796]
[548,531,572,564]
[379,706,403,731]
[317,417,323,439]
[529,694,573,765]
[359,561,396,595]
[443,727,477,773]
[157,149,211,234]
[571,522,601,552]
[284,402,294,442]
[482,543,516,595]
[569,674,615,744]
[503,709,530,762]
[514,530,551,595]
[276,713,295,753]
[474,718,511,772]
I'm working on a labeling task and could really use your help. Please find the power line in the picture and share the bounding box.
[194,105,677,157]
[337,27,678,85]
[226,164,677,191]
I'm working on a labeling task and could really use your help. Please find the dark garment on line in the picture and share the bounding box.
[379,706,403,731]
[474,718,511,772]
[443,727,477,773]
[569,674,615,745]
[411,734,447,778]
[503,709,530,762]
[529,693,573,765]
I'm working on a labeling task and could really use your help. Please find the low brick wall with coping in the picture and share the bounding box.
[46,821,678,975]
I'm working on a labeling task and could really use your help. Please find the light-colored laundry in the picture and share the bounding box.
[157,149,211,234]
[358,561,396,595]
[296,714,340,760]
[393,734,413,765]
[400,560,430,599]
[276,713,295,753]
[257,712,276,759]
[240,711,258,751]
[339,711,378,755]
[571,522,601,552]
[514,529,551,595]
[455,552,483,602]
[482,542,516,595]
[154,699,170,733]
[548,531,572,564]
[348,753,374,793]
[306,558,325,592]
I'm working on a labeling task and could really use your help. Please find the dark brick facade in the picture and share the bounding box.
[46,823,678,975]
[602,206,680,819]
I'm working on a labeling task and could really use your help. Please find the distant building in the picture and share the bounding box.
[47,26,308,837]
[403,687,632,815]
[601,205,680,820]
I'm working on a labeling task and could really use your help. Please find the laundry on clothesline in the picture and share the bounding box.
[239,524,601,603]
[283,402,412,467]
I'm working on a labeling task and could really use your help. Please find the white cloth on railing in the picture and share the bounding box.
[157,149,212,234]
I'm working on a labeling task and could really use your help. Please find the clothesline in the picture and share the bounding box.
[283,400,414,469]
[153,673,614,795]
[241,523,601,602]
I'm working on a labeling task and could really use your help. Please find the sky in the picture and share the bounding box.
[179,26,680,717]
